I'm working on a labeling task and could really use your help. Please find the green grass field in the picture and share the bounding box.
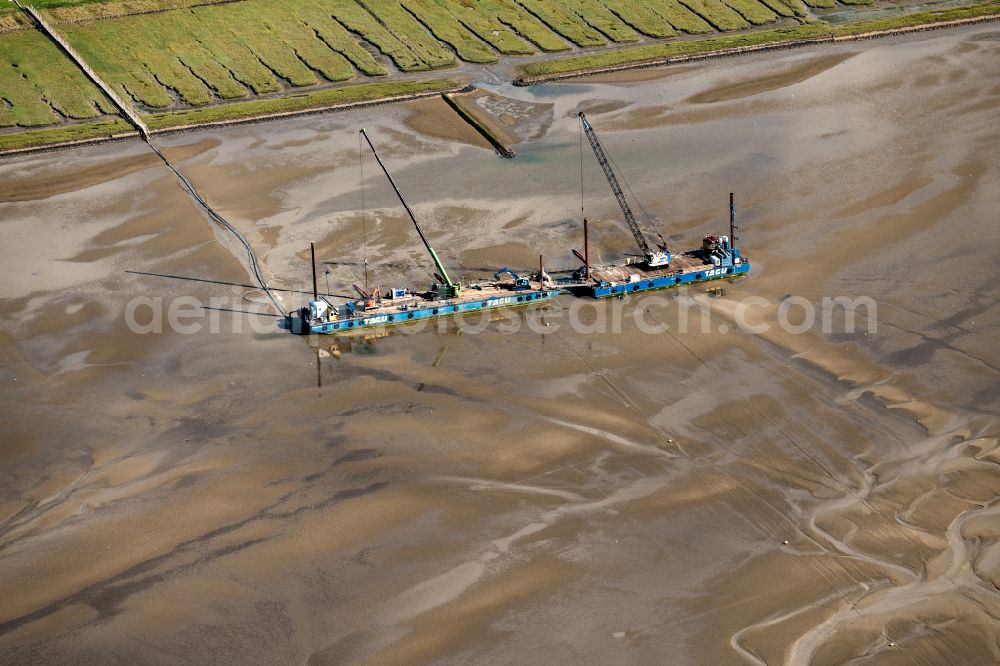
[0,12,30,35]
[757,0,809,19]
[389,0,500,63]
[645,0,716,34]
[802,0,837,9]
[603,3,677,38]
[8,0,804,119]
[0,29,114,127]
[552,0,641,43]
[678,0,750,31]
[59,0,396,108]
[517,2,1000,77]
[0,0,997,150]
[516,0,607,46]
[451,0,570,53]
[723,0,779,25]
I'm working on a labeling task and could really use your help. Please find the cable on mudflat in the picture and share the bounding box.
[145,141,287,318]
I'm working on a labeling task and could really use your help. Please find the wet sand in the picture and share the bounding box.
[1,26,999,664]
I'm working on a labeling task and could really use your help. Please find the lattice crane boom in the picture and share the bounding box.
[579,112,670,267]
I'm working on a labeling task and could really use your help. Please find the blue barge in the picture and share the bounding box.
[306,282,561,334]
[585,259,750,298]
[579,232,749,299]
[574,112,750,299]
[301,128,561,335]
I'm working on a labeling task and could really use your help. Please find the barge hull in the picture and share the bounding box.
[586,262,750,298]
[309,288,562,334]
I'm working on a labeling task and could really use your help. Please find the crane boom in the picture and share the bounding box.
[579,113,670,267]
[359,128,461,297]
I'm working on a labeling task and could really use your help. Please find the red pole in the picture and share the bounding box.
[310,242,318,301]
[583,218,590,280]
[729,193,736,251]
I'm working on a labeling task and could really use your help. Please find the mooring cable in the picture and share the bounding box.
[23,0,286,321]
[544,298,686,456]
[145,141,287,318]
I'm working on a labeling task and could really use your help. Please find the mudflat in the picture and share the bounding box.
[1,26,998,663]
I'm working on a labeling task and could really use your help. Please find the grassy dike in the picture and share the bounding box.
[515,3,1000,83]
[0,118,134,153]
[0,79,461,153]
[142,79,463,130]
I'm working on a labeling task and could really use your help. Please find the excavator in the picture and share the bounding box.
[579,112,671,268]
[493,267,530,290]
